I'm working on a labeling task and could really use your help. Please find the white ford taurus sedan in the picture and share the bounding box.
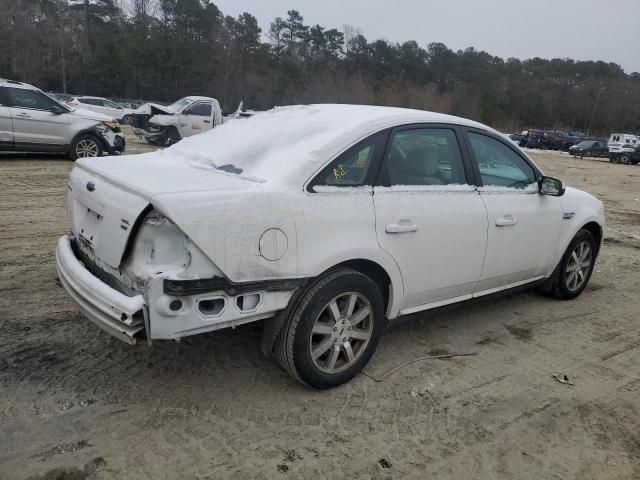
[56,105,605,388]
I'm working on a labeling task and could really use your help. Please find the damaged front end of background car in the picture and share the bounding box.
[130,101,189,146]
[129,96,252,146]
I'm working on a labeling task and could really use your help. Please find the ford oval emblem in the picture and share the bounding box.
[86,181,95,192]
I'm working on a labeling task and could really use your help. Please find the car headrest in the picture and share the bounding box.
[398,146,439,177]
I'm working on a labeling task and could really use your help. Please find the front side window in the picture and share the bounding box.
[7,88,59,110]
[188,103,212,117]
[468,132,536,189]
[311,131,386,188]
[384,128,467,186]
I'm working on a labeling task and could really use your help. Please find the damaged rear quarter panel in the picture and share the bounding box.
[152,187,302,282]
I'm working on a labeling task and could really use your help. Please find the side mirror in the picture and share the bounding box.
[539,176,565,197]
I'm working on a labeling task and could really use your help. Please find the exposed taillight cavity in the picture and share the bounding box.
[198,298,225,316]
[236,293,261,312]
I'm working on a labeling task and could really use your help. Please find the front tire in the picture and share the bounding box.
[121,114,133,125]
[275,268,385,389]
[541,229,597,300]
[69,134,103,161]
[164,127,180,146]
[620,154,631,165]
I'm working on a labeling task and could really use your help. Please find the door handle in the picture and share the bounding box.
[16,112,30,118]
[385,220,419,234]
[203,120,211,123]
[496,215,517,227]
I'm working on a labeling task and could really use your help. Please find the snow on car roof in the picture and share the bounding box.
[161,104,491,185]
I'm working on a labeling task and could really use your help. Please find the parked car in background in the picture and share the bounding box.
[67,96,136,125]
[504,133,523,147]
[55,104,604,388]
[541,131,567,150]
[0,79,125,160]
[569,140,609,158]
[609,144,640,164]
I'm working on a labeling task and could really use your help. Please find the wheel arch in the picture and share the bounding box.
[581,221,603,255]
[334,259,392,317]
[68,127,108,154]
[260,257,402,358]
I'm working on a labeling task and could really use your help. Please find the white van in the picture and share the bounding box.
[608,133,639,153]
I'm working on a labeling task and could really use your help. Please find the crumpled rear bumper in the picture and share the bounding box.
[55,235,145,344]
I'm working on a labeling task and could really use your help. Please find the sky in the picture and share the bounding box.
[213,0,640,73]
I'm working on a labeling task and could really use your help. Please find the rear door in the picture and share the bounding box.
[373,125,488,313]
[0,88,13,150]
[179,102,213,137]
[463,129,563,293]
[6,87,69,146]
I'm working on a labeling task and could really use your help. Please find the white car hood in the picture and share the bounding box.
[70,107,113,122]
[134,103,176,115]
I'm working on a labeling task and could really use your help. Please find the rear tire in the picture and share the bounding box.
[121,114,133,125]
[69,134,103,161]
[620,154,631,165]
[611,156,620,164]
[275,268,385,389]
[540,229,597,300]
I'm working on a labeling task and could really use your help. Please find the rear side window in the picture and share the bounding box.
[7,87,59,110]
[384,128,468,186]
[468,132,536,189]
[80,98,101,106]
[310,131,387,189]
[0,87,7,106]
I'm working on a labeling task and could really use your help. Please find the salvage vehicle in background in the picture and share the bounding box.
[67,96,136,125]
[608,133,640,164]
[55,104,605,388]
[569,140,609,158]
[130,96,223,146]
[609,143,640,165]
[0,79,125,160]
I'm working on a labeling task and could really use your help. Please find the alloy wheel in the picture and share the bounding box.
[309,292,373,374]
[75,138,99,157]
[565,240,592,292]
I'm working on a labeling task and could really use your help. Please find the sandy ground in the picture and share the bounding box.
[1,133,639,479]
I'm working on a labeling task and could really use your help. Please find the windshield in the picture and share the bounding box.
[103,99,123,109]
[166,97,192,112]
[42,91,71,112]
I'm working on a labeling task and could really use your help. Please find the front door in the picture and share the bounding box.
[373,126,488,314]
[0,89,13,149]
[180,102,213,137]
[464,130,563,293]
[6,87,69,146]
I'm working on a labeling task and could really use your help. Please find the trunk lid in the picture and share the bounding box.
[70,153,256,268]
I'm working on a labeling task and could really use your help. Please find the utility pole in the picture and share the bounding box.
[586,83,603,137]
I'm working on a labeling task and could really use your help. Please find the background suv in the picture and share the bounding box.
[0,79,125,160]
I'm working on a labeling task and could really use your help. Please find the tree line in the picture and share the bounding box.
[1,0,639,136]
